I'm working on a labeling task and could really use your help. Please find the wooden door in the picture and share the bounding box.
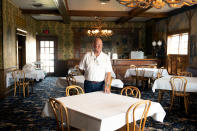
[36,36,57,76]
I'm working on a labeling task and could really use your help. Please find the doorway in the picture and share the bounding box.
[36,36,57,76]
[17,34,26,69]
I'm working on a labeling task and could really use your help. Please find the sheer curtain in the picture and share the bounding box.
[167,33,188,55]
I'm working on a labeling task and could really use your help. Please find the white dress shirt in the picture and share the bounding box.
[79,51,112,82]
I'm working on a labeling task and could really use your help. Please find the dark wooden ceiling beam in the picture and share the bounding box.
[69,10,168,18]
[22,9,60,15]
[140,12,168,18]
[54,0,70,23]
[116,7,152,24]
[21,9,168,18]
[68,10,129,17]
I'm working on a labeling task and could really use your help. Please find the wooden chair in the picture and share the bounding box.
[136,68,149,89]
[121,86,141,99]
[130,65,138,85]
[157,67,165,79]
[66,85,84,96]
[125,100,151,131]
[177,72,192,77]
[49,98,70,131]
[169,76,189,114]
[12,70,30,97]
[66,75,77,86]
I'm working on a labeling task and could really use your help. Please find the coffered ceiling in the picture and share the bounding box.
[9,0,197,23]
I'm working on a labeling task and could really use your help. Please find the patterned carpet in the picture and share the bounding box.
[0,77,196,131]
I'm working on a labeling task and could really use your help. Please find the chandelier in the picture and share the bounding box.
[87,17,113,37]
[117,0,197,9]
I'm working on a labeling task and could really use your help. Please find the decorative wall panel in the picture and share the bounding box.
[36,21,146,60]
[0,0,3,69]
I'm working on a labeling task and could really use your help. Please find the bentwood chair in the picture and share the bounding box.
[130,65,138,85]
[66,75,77,86]
[126,100,151,131]
[157,67,165,79]
[136,68,149,89]
[66,85,84,96]
[12,70,30,97]
[177,72,192,77]
[49,98,70,131]
[117,100,151,131]
[121,86,141,99]
[170,76,189,114]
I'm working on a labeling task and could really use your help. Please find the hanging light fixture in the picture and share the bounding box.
[87,17,113,37]
[116,0,197,9]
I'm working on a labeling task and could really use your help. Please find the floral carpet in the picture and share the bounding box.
[0,77,196,131]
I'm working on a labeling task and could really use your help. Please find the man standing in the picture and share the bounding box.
[79,38,112,93]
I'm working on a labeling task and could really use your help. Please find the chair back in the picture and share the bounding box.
[12,70,26,85]
[136,68,145,78]
[66,85,84,96]
[121,86,141,99]
[49,98,70,131]
[66,75,77,85]
[126,100,151,131]
[157,67,164,78]
[177,72,192,77]
[130,65,137,76]
[170,76,187,95]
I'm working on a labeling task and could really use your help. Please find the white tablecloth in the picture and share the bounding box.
[152,75,197,92]
[124,68,169,78]
[56,75,124,89]
[42,92,166,131]
[6,70,45,88]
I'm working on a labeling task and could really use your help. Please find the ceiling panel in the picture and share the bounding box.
[147,5,175,12]
[10,0,57,9]
[71,16,118,21]
[67,0,131,11]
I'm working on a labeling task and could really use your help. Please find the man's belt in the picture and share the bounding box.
[85,80,104,84]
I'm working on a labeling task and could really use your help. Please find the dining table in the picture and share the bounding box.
[42,91,166,131]
[124,67,169,78]
[152,75,197,93]
[56,75,124,89]
[6,69,45,88]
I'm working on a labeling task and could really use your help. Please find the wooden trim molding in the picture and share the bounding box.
[116,7,152,24]
[22,9,60,15]
[53,0,70,23]
[167,29,189,36]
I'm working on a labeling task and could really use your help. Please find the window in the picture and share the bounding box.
[40,41,54,73]
[167,33,188,55]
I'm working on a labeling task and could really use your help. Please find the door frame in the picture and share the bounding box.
[36,35,58,76]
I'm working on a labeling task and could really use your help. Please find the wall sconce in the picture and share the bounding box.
[152,41,157,47]
[152,40,162,47]
[157,40,162,46]
[152,40,162,57]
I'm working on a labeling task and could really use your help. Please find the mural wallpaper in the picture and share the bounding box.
[36,21,74,60]
[154,8,197,67]
[73,28,141,59]
[3,0,17,69]
[0,0,3,69]
[2,0,37,69]
[37,21,146,60]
